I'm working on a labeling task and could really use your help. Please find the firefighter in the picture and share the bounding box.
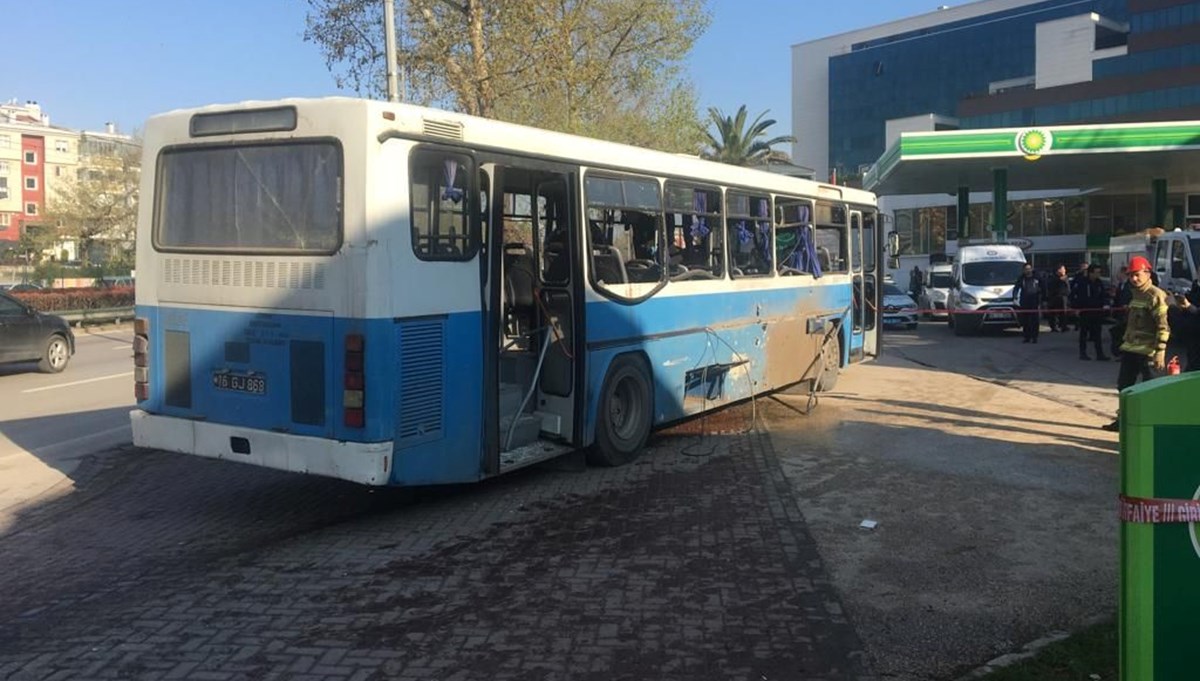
[1101,255,1170,432]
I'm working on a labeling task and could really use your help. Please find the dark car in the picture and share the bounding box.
[0,290,75,373]
[2,283,44,292]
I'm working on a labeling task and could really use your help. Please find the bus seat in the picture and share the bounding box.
[817,246,832,272]
[503,244,536,337]
[543,241,569,283]
[591,246,628,285]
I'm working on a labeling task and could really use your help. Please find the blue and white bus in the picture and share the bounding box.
[130,98,881,486]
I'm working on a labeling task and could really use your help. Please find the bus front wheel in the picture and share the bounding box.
[589,355,652,467]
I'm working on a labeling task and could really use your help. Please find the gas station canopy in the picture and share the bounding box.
[863,121,1200,196]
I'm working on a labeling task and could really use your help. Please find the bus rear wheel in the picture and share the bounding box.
[589,355,652,467]
[815,335,840,392]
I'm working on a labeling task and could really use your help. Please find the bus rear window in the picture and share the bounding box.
[155,142,342,253]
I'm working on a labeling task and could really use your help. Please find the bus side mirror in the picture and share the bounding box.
[885,231,900,270]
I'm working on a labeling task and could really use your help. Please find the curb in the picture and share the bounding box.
[954,615,1113,679]
[79,320,133,334]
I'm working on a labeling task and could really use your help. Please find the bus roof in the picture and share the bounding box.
[146,97,877,207]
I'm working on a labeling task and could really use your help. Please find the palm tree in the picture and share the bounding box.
[702,106,796,166]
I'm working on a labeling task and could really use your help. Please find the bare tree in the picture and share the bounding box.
[304,0,710,152]
[45,144,140,267]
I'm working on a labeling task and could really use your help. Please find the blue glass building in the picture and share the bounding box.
[793,0,1200,265]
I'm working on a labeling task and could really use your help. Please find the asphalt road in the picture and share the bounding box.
[765,321,1123,680]
[0,324,134,522]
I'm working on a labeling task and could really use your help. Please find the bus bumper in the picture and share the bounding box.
[130,410,392,485]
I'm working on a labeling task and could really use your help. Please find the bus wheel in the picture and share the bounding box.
[815,335,840,392]
[589,355,652,467]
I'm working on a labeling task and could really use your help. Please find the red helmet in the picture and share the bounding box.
[1129,255,1152,274]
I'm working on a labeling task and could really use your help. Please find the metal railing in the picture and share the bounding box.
[56,306,135,326]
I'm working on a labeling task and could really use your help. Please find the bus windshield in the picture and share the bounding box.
[962,261,1024,286]
[155,142,342,252]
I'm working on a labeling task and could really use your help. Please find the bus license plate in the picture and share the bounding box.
[213,371,267,395]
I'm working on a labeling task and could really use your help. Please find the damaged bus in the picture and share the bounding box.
[130,98,881,486]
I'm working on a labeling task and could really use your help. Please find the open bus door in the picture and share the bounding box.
[484,159,582,477]
[862,210,880,359]
[849,209,879,360]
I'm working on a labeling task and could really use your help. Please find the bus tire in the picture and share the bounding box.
[815,335,840,392]
[589,355,653,467]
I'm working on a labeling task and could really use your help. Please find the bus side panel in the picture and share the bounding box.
[581,283,849,445]
[388,310,485,486]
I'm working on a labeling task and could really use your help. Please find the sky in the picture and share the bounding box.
[4,0,952,138]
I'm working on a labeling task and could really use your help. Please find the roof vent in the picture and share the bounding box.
[423,118,463,141]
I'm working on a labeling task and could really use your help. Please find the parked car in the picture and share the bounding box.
[96,276,135,288]
[882,283,920,330]
[0,282,42,292]
[0,290,75,373]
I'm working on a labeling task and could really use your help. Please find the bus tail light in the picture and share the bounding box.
[344,334,365,428]
[134,317,150,401]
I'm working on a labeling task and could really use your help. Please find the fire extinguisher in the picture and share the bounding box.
[1167,355,1181,375]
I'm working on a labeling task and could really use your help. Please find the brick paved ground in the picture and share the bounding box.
[0,413,873,681]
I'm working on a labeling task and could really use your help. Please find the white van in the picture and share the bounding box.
[947,244,1027,336]
[919,263,954,319]
[1109,228,1200,296]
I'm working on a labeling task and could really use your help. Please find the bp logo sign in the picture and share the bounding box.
[1016,128,1052,160]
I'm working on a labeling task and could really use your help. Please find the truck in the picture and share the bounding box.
[1108,228,1200,296]
[947,244,1027,336]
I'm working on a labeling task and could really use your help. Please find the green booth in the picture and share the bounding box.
[1120,372,1200,680]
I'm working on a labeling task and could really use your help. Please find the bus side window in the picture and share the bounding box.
[862,212,877,272]
[813,202,848,274]
[410,150,477,261]
[815,226,846,273]
[664,182,723,281]
[537,180,570,285]
[774,199,818,276]
[584,173,665,297]
[725,191,772,278]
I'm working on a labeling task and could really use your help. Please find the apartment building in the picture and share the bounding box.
[0,99,138,252]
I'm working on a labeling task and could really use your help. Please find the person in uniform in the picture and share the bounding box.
[1102,255,1170,431]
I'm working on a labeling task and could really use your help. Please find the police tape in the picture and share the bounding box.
[1119,494,1200,524]
[882,306,1126,315]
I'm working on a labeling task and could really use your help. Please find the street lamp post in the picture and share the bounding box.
[383,0,400,103]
